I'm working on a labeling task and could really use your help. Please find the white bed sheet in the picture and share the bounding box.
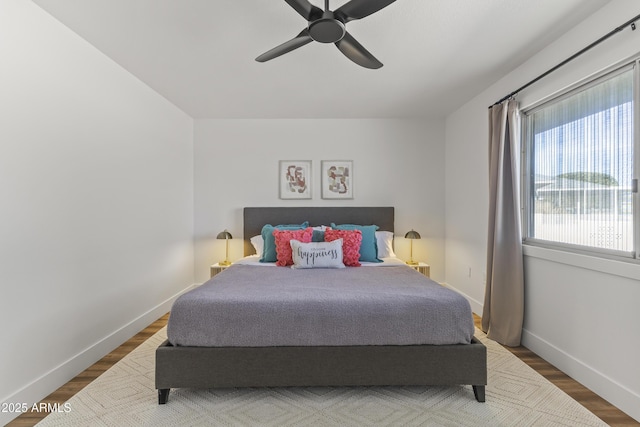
[234,255,408,267]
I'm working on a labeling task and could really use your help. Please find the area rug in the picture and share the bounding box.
[36,328,606,426]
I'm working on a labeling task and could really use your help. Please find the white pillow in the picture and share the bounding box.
[376,231,396,258]
[250,235,264,257]
[290,239,345,269]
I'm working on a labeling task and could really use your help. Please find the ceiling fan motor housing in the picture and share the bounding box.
[308,11,346,43]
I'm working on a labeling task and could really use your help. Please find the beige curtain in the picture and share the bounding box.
[482,99,524,347]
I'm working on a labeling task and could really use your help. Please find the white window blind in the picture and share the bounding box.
[524,65,635,256]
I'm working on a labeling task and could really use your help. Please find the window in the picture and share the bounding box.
[523,62,637,258]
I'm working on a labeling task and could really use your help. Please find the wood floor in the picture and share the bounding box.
[7,314,639,426]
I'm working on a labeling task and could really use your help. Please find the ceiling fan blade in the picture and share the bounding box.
[335,32,383,69]
[335,0,396,23]
[284,0,323,21]
[256,29,313,63]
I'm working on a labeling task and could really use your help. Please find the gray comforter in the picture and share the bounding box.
[168,264,474,347]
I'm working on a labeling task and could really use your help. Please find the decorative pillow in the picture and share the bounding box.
[260,222,309,263]
[324,229,362,267]
[250,235,264,257]
[311,226,331,242]
[273,228,313,266]
[330,223,381,263]
[376,231,396,258]
[290,239,345,269]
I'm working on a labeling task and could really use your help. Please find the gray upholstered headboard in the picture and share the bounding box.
[243,207,394,256]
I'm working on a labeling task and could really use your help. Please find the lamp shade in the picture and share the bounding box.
[216,230,232,240]
[404,230,421,240]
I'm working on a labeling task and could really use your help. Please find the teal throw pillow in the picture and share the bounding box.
[330,223,381,263]
[312,230,325,242]
[260,222,309,262]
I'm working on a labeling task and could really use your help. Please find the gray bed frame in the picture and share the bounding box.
[156,207,487,404]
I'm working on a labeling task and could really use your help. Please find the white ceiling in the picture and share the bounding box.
[32,0,610,119]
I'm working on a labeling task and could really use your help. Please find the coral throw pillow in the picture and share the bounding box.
[324,229,362,267]
[273,227,313,266]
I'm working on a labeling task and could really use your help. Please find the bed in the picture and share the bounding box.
[156,207,487,404]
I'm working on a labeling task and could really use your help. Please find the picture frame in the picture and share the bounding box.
[321,160,353,199]
[279,160,312,199]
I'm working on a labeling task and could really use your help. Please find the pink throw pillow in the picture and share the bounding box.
[324,229,362,267]
[273,227,313,266]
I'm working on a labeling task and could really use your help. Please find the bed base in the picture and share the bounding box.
[156,337,487,404]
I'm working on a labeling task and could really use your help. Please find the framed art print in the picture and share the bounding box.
[321,160,353,199]
[279,160,312,199]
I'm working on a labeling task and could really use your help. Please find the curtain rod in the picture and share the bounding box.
[489,12,640,108]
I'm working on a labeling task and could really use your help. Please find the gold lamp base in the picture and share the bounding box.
[218,260,231,266]
[406,260,419,266]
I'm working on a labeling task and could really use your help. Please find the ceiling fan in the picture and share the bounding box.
[256,0,396,69]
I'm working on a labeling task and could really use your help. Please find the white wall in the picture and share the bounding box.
[194,119,445,283]
[0,1,194,424]
[445,0,640,422]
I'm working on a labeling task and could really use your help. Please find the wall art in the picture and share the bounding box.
[279,160,312,199]
[321,160,353,199]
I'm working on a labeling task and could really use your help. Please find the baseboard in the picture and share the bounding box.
[522,328,640,423]
[440,282,639,423]
[440,282,484,316]
[0,283,197,426]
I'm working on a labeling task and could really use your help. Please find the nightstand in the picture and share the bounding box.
[409,262,430,278]
[210,263,231,278]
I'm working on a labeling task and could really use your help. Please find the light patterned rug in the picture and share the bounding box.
[36,328,606,427]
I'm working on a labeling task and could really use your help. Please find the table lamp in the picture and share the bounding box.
[216,230,232,266]
[404,229,421,265]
